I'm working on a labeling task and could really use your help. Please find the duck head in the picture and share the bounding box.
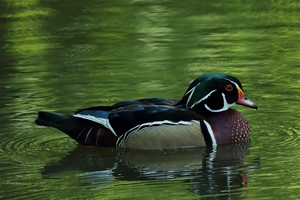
[177,74,258,112]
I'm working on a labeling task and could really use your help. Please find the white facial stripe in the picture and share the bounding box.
[117,120,194,148]
[203,120,217,148]
[186,83,200,108]
[225,78,240,90]
[185,83,200,96]
[186,89,195,108]
[189,89,216,109]
[73,114,117,136]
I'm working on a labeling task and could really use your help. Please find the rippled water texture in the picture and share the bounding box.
[1,0,300,199]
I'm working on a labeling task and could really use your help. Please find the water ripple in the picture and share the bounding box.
[0,131,72,153]
[0,127,77,199]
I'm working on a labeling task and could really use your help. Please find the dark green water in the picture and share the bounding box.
[1,0,300,199]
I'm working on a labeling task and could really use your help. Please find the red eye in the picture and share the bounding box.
[225,84,233,91]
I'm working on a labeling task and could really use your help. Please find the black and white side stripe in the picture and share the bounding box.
[200,120,217,148]
[73,113,217,148]
[73,114,118,136]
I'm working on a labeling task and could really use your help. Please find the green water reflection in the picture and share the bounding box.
[1,0,300,199]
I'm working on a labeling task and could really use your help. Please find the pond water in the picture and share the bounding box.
[1,0,300,199]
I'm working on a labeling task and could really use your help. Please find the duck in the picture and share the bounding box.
[35,74,258,149]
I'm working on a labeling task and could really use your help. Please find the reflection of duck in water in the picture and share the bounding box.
[41,142,259,198]
[35,74,257,149]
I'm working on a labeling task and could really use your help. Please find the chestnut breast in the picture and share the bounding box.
[204,108,251,145]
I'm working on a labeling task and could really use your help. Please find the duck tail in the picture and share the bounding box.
[35,111,116,147]
[35,111,69,129]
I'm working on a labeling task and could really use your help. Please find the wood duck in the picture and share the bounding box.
[35,74,258,149]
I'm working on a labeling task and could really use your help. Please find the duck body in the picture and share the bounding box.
[35,74,257,149]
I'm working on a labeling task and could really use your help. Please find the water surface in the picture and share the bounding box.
[1,0,300,199]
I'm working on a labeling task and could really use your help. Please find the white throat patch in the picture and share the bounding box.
[204,93,236,112]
